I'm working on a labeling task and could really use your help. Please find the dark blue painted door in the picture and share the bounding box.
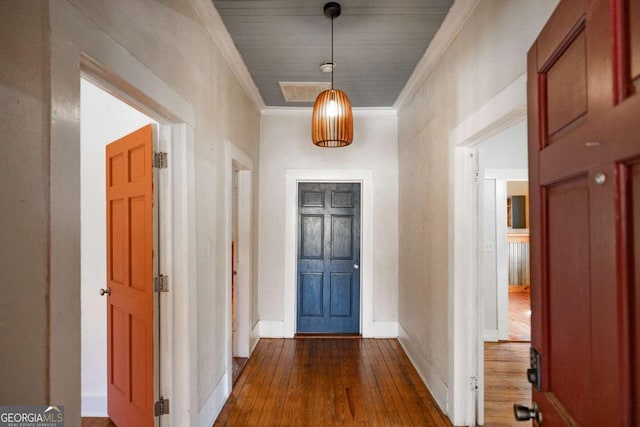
[297,183,361,334]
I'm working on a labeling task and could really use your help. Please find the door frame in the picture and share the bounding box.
[224,140,255,394]
[283,170,378,337]
[484,169,528,341]
[49,2,198,422]
[448,74,527,425]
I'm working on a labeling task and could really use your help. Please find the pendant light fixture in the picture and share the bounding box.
[311,2,353,147]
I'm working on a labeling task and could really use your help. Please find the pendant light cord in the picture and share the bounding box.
[331,14,334,89]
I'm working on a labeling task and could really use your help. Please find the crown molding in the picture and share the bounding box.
[189,0,265,111]
[394,0,480,110]
[261,106,397,117]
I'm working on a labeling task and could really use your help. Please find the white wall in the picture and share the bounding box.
[80,79,157,415]
[396,0,558,419]
[0,0,50,405]
[0,0,263,422]
[480,120,528,170]
[258,112,399,331]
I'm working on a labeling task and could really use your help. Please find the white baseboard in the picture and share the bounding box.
[257,320,398,338]
[81,394,107,417]
[250,321,261,353]
[366,321,398,338]
[398,323,449,414]
[198,370,230,427]
[259,320,286,337]
[483,329,499,342]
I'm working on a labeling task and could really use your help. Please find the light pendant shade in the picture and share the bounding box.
[312,88,353,147]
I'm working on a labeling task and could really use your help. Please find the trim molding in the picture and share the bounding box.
[394,0,480,110]
[189,0,265,111]
[257,320,398,338]
[198,371,230,427]
[450,74,527,148]
[81,395,107,417]
[398,324,449,413]
[483,329,499,342]
[261,107,397,117]
[284,169,375,338]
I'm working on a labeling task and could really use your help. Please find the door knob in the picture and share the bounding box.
[514,402,542,424]
[100,288,111,296]
[354,264,359,269]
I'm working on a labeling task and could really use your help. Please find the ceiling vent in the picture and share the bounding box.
[279,81,331,103]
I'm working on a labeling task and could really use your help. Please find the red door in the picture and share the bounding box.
[526,0,640,425]
[106,124,155,427]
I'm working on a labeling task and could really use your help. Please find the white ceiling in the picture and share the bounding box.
[212,0,454,108]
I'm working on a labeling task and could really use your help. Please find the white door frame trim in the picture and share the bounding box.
[447,74,527,425]
[224,140,254,384]
[50,1,198,423]
[283,169,376,337]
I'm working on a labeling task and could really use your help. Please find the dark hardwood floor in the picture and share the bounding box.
[214,338,452,426]
[484,342,531,427]
[82,340,530,427]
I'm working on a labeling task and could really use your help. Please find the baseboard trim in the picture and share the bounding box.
[81,394,107,417]
[366,321,398,338]
[198,370,230,427]
[259,320,286,337]
[483,329,499,342]
[257,320,398,338]
[398,323,449,414]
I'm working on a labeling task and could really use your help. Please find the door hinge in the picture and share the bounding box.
[154,275,169,292]
[470,376,479,391]
[153,152,168,169]
[154,396,170,416]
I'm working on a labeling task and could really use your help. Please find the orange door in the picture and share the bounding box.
[526,0,640,425]
[106,124,155,427]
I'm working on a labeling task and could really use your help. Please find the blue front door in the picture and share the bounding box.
[296,183,361,334]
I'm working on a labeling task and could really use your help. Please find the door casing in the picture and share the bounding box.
[283,170,382,338]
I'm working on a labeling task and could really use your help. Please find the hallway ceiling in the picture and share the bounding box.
[212,0,454,108]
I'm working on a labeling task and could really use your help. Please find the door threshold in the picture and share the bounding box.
[295,333,362,339]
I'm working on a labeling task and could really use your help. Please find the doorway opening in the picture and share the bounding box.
[225,141,255,391]
[505,180,531,342]
[80,78,159,425]
[475,119,531,425]
[231,169,248,383]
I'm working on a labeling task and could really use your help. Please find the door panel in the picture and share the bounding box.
[106,124,154,427]
[528,0,640,425]
[297,183,361,333]
[546,177,591,425]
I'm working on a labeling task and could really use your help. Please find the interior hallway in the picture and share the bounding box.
[215,338,451,426]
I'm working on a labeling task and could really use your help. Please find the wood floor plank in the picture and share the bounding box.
[484,342,531,427]
[214,338,454,426]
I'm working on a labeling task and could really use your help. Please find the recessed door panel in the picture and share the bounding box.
[301,215,324,259]
[546,177,591,424]
[331,215,353,260]
[300,273,323,317]
[330,273,353,317]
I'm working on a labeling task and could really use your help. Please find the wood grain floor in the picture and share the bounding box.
[484,342,531,427]
[508,291,531,342]
[214,338,451,426]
